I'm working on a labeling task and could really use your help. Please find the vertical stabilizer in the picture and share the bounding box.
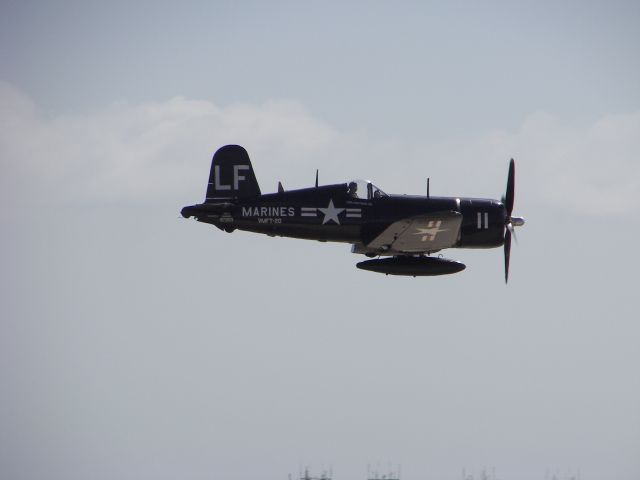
[205,145,261,201]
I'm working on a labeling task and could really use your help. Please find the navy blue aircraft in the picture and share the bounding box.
[181,145,525,281]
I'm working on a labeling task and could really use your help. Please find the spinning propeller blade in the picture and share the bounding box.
[505,158,515,216]
[503,158,519,283]
[508,222,517,245]
[504,227,511,283]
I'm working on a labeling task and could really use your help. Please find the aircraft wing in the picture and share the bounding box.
[365,211,463,253]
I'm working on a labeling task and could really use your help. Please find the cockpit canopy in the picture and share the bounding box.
[346,179,388,200]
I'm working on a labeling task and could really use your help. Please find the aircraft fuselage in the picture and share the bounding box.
[181,145,524,279]
[182,183,506,253]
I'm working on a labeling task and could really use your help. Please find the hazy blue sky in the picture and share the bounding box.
[1,1,639,479]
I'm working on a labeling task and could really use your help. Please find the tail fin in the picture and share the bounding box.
[205,145,261,202]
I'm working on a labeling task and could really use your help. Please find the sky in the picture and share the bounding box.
[1,1,640,479]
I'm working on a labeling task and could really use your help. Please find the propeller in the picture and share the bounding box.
[504,224,512,283]
[503,158,515,217]
[501,159,525,283]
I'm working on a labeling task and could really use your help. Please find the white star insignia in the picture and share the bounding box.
[318,199,345,225]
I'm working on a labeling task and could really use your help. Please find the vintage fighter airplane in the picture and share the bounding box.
[181,145,525,281]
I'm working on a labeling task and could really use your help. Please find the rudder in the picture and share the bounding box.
[205,145,261,201]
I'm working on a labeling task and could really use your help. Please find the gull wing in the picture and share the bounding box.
[365,211,463,254]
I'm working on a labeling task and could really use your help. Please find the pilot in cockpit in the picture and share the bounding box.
[348,181,358,198]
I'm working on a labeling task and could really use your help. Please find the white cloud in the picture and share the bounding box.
[0,82,343,207]
[1,81,638,215]
[501,111,640,216]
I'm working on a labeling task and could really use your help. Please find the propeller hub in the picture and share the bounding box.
[511,216,525,227]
